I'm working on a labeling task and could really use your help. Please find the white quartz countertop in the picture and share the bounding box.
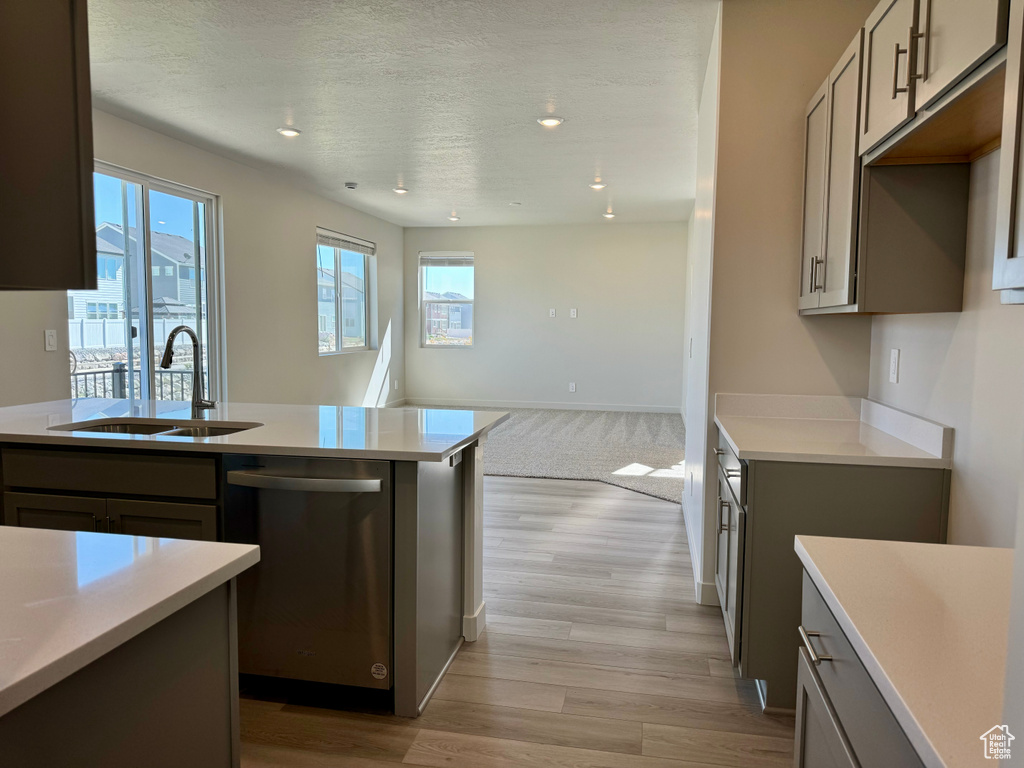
[795,535,1012,768]
[0,400,509,462]
[0,526,259,718]
[714,394,952,468]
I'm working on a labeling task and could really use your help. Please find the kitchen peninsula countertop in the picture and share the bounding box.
[0,399,509,462]
[715,394,953,468]
[796,535,1012,768]
[0,526,259,718]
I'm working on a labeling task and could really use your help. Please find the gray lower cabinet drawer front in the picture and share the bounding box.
[107,499,218,542]
[1,448,217,500]
[716,429,746,505]
[801,572,924,768]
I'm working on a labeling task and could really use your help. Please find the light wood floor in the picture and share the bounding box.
[240,476,794,767]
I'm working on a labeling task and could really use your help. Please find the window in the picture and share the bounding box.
[67,163,224,402]
[420,252,474,347]
[316,229,374,354]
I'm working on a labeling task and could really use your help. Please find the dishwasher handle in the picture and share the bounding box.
[227,470,382,494]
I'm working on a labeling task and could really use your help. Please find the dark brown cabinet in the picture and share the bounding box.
[3,492,104,532]
[0,0,96,290]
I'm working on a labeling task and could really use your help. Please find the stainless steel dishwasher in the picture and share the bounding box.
[223,456,392,690]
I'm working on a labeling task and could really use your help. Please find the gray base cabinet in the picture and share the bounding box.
[795,573,924,767]
[1,448,219,541]
[713,430,949,710]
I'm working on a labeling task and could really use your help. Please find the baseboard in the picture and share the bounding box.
[683,498,720,606]
[463,601,486,641]
[405,397,681,414]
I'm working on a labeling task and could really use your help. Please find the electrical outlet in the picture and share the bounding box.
[549,308,556,318]
[569,308,578,319]
[889,349,900,383]
[569,382,576,393]
[44,329,57,352]
[394,379,399,391]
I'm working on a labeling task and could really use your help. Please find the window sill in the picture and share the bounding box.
[420,344,474,349]
[319,346,372,356]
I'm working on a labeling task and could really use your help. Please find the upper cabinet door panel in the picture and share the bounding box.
[0,0,95,290]
[914,0,1009,109]
[820,32,864,309]
[861,0,919,154]
[995,0,1024,290]
[799,80,829,311]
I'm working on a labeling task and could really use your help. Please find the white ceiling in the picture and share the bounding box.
[88,0,718,227]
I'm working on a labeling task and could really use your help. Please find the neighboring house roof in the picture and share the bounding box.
[424,291,470,301]
[317,267,365,292]
[96,222,203,265]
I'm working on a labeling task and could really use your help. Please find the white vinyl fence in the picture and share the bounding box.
[68,318,197,349]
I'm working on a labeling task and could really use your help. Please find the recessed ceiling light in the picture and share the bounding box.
[509,201,522,206]
[603,211,615,219]
[276,127,301,137]
[589,180,607,190]
[537,116,565,127]
[393,186,409,194]
[448,215,460,222]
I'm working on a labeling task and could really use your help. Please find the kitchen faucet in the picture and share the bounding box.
[159,325,215,419]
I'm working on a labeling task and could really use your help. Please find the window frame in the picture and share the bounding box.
[419,252,475,348]
[316,229,373,356]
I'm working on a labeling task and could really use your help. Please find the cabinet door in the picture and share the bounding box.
[861,0,919,154]
[994,0,1024,290]
[106,499,217,541]
[914,0,1008,109]
[799,79,829,311]
[0,0,96,290]
[724,487,744,663]
[794,648,860,768]
[820,32,864,309]
[714,477,730,611]
[3,492,105,532]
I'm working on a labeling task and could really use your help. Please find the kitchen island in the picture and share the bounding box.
[0,526,259,768]
[0,399,509,717]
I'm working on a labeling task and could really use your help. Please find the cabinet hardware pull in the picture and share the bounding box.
[92,514,100,532]
[227,471,382,494]
[918,0,931,83]
[908,26,925,86]
[714,448,726,456]
[813,258,825,291]
[799,625,833,666]
[719,497,730,533]
[892,41,909,98]
[726,469,742,479]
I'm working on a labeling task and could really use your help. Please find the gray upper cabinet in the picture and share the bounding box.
[861,0,919,154]
[995,0,1024,291]
[799,80,830,311]
[820,32,864,309]
[0,0,96,291]
[914,0,1009,109]
[799,33,863,311]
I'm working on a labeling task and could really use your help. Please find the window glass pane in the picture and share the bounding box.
[423,265,474,300]
[339,250,366,349]
[424,302,473,346]
[317,244,337,353]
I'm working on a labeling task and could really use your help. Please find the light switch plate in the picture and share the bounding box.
[44,329,57,352]
[549,308,556,318]
[569,382,576,393]
[569,308,578,319]
[889,349,900,383]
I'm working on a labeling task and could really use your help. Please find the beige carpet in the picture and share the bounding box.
[474,408,686,502]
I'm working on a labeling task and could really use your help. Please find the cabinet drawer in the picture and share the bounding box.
[801,572,923,767]
[1,448,217,500]
[107,499,217,542]
[4,492,105,532]
[715,430,746,505]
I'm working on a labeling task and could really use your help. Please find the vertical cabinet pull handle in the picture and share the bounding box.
[799,625,833,666]
[919,0,931,82]
[908,26,925,86]
[892,41,909,98]
[719,498,730,533]
[92,514,100,532]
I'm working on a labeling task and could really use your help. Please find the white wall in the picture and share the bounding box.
[90,110,406,407]
[403,223,687,412]
[869,152,1022,546]
[684,0,877,602]
[0,293,71,407]
[682,3,721,603]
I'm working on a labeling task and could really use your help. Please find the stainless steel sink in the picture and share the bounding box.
[160,425,250,438]
[48,418,263,438]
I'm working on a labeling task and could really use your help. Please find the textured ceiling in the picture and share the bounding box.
[88,0,718,227]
